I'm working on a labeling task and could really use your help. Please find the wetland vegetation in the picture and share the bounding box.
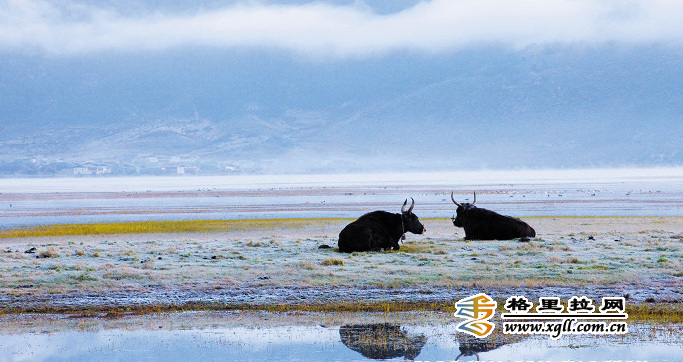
[1,217,681,317]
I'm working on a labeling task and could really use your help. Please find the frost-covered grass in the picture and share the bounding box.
[1,217,681,301]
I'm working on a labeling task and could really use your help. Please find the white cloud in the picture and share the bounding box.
[1,0,682,57]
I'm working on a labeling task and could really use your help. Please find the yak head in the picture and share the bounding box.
[450,192,477,227]
[401,198,426,234]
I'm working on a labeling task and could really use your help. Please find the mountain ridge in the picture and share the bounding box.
[1,44,681,175]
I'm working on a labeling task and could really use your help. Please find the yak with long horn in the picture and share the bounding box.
[450,192,535,241]
[338,198,425,252]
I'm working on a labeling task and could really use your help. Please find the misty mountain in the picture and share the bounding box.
[1,44,681,175]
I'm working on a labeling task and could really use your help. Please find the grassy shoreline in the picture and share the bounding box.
[2,295,681,324]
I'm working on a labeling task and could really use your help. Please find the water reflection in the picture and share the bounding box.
[0,312,681,362]
[455,330,527,361]
[337,323,525,361]
[339,324,427,360]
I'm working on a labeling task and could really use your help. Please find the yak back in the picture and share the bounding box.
[355,211,400,227]
[338,211,403,252]
[351,211,403,240]
[462,207,535,240]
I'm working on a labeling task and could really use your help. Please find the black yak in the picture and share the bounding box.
[338,198,425,252]
[339,323,427,360]
[451,192,535,240]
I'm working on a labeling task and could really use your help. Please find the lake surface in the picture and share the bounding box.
[1,168,682,228]
[0,311,681,362]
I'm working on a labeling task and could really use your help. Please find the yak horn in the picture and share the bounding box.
[402,198,415,213]
[451,192,463,207]
[472,192,477,206]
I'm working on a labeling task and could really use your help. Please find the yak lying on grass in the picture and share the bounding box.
[451,192,536,241]
[338,198,426,253]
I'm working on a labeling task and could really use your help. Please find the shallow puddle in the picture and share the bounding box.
[0,311,681,361]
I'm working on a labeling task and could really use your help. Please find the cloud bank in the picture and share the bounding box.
[2,0,683,57]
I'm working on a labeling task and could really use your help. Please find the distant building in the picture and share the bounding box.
[73,165,112,175]
[73,167,90,175]
[159,166,198,175]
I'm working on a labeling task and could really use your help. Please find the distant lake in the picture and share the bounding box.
[1,168,682,228]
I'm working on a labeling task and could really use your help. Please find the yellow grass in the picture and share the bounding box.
[0,217,452,239]
[6,299,681,322]
[0,218,349,239]
[627,303,683,323]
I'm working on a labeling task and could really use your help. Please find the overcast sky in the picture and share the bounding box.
[2,0,683,57]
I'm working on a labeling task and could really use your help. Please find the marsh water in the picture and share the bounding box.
[1,311,681,362]
[1,169,682,228]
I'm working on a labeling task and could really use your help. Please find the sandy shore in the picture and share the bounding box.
[1,216,681,312]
